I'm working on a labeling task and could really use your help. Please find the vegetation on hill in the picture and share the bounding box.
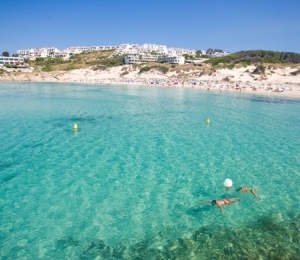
[96,54,127,70]
[183,54,196,60]
[139,65,169,74]
[252,64,266,75]
[4,49,299,76]
[205,50,300,68]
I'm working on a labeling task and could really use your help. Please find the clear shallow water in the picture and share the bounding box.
[0,82,299,259]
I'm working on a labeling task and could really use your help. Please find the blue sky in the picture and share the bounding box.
[1,0,300,55]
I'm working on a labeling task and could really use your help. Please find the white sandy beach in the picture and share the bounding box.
[1,64,300,98]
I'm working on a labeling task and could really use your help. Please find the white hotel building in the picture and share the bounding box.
[119,43,188,64]
[124,53,160,64]
[0,56,25,66]
[17,47,59,60]
[16,47,60,60]
[124,53,185,65]
[113,43,169,56]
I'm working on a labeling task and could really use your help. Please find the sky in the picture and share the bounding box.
[1,0,300,55]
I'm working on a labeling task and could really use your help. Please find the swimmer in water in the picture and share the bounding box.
[200,198,240,213]
[236,186,261,200]
[211,198,240,213]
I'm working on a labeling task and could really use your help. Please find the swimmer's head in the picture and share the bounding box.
[212,200,217,205]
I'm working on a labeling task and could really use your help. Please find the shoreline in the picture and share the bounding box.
[3,80,300,99]
[1,65,300,98]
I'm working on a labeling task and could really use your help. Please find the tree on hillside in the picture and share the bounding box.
[195,50,202,58]
[2,51,9,57]
[214,49,224,53]
[206,48,214,55]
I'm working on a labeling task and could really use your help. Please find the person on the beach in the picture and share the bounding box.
[236,186,261,200]
[211,198,239,213]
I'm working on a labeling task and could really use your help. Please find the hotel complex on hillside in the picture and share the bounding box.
[11,43,229,65]
[118,43,195,64]
[16,46,116,60]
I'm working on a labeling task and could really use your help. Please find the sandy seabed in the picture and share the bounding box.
[1,65,300,98]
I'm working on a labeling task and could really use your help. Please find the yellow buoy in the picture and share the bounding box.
[73,123,78,131]
[206,118,210,124]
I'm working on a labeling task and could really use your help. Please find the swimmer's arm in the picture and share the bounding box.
[250,189,261,200]
[217,203,223,213]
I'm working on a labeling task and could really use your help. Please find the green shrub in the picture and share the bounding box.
[86,61,99,66]
[252,64,266,75]
[158,65,169,74]
[140,66,151,73]
[120,71,129,76]
[99,54,126,67]
[139,65,169,74]
[63,64,77,71]
[228,64,235,70]
[4,64,18,69]
[96,65,107,71]
[42,65,53,72]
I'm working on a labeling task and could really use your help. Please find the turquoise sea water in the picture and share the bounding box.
[0,82,300,259]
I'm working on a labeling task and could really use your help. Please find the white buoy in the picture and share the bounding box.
[73,123,78,131]
[224,178,233,188]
